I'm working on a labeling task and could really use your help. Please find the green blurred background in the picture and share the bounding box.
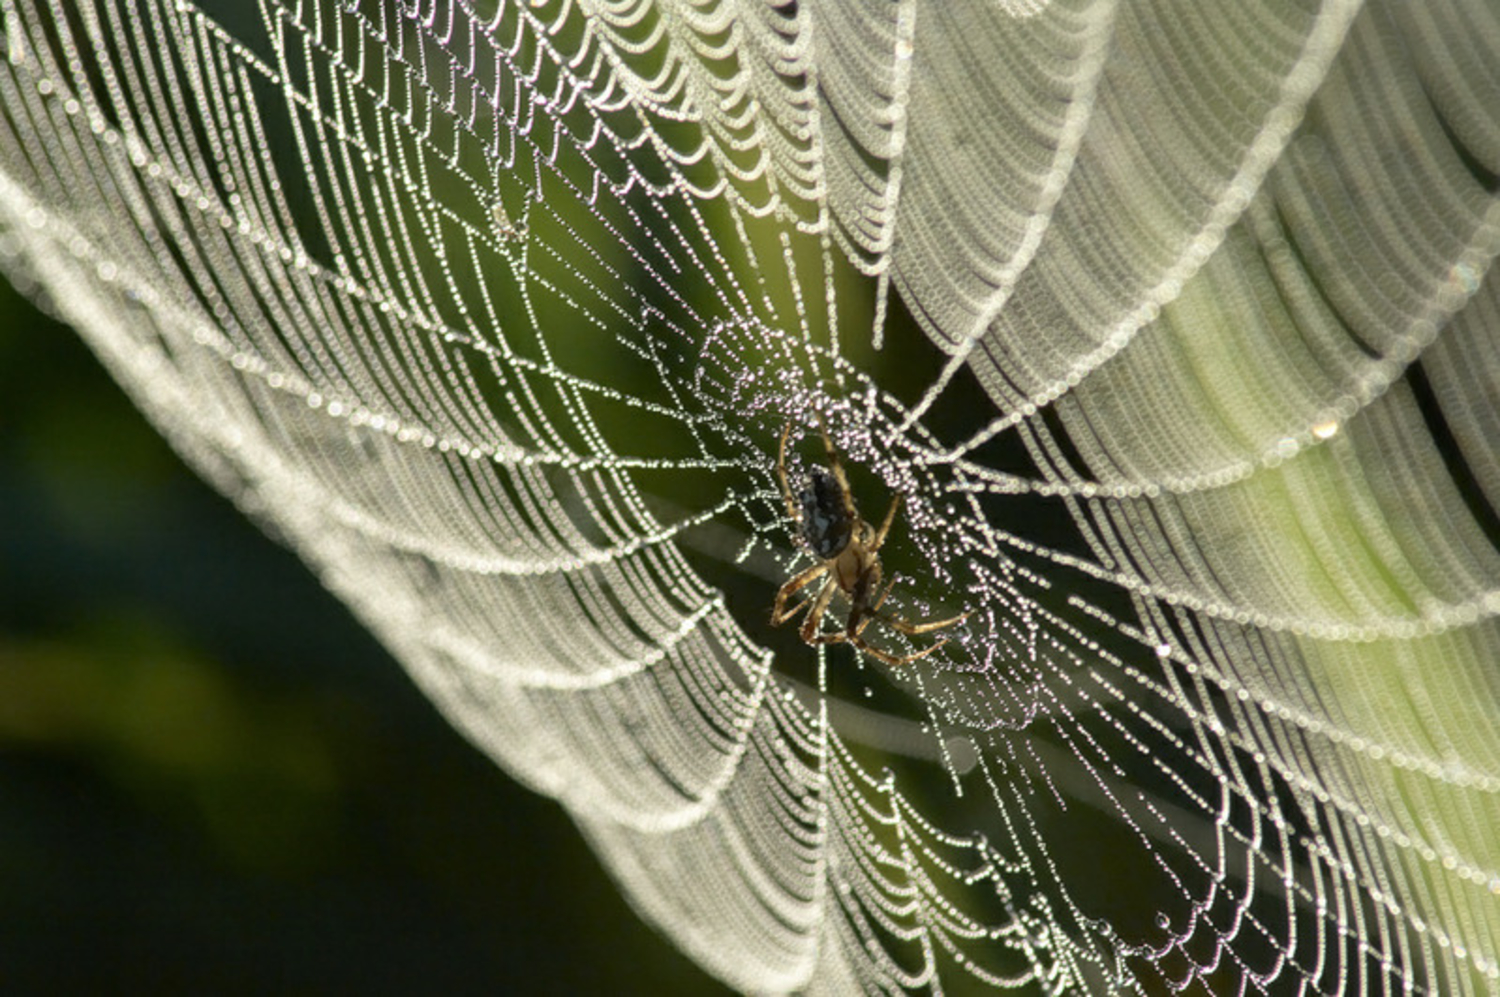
[0,279,729,993]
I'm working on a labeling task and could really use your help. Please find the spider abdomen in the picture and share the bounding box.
[800,469,852,559]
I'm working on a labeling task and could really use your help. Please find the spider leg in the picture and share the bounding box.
[851,573,899,638]
[812,412,861,524]
[799,577,840,645]
[868,495,901,553]
[849,631,951,667]
[776,422,801,525]
[875,609,971,636]
[847,568,968,664]
[843,562,881,641]
[772,562,830,626]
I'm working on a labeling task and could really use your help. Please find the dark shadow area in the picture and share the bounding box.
[0,282,730,995]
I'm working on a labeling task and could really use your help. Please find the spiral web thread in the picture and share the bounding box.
[2,0,1499,992]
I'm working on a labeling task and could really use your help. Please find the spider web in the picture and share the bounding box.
[3,0,1499,992]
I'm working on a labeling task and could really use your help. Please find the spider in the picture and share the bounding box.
[771,418,967,666]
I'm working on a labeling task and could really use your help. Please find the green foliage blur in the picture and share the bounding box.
[0,279,729,994]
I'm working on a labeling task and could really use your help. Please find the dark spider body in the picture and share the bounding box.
[800,469,852,559]
[772,419,967,666]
